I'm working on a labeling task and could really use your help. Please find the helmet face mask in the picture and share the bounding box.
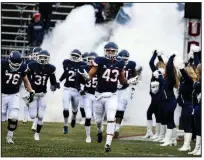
[36,55,50,65]
[9,60,22,71]
[104,42,118,60]
[88,52,98,65]
[9,51,22,71]
[70,53,81,62]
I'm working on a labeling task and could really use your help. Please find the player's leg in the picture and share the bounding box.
[28,96,38,131]
[94,94,105,143]
[6,93,20,144]
[70,90,80,128]
[83,94,93,143]
[178,105,193,151]
[79,97,86,124]
[62,89,71,134]
[2,94,9,122]
[104,94,118,152]
[22,97,30,123]
[34,95,46,141]
[143,101,154,138]
[114,100,126,138]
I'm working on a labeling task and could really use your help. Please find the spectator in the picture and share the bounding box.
[92,3,106,24]
[27,13,45,47]
[38,2,54,31]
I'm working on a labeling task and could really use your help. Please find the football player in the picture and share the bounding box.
[114,49,139,138]
[27,50,60,140]
[2,51,35,144]
[21,47,42,124]
[59,49,86,134]
[80,42,138,152]
[78,52,89,124]
[77,52,98,143]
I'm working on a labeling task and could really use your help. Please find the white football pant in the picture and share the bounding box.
[63,87,80,112]
[2,93,20,121]
[82,93,96,120]
[29,93,46,121]
[117,87,130,111]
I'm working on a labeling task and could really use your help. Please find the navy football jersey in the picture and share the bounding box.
[1,59,27,94]
[76,65,97,95]
[123,60,136,80]
[27,61,56,93]
[93,57,124,93]
[60,59,86,88]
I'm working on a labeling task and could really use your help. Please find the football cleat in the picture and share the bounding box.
[23,118,28,123]
[6,137,14,144]
[97,132,103,143]
[86,136,92,143]
[105,144,111,152]
[63,126,68,134]
[34,133,40,141]
[71,119,76,128]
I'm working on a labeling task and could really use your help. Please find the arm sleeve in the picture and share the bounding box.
[50,73,58,86]
[149,52,157,72]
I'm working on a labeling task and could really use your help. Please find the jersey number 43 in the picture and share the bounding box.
[102,69,119,82]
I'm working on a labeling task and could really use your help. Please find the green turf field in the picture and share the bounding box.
[1,122,199,157]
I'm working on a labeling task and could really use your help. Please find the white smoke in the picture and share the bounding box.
[19,3,184,126]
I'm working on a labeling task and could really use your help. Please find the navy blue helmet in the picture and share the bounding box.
[9,51,23,71]
[88,52,98,65]
[104,42,118,60]
[117,49,130,65]
[36,50,50,65]
[70,49,82,62]
[32,47,42,60]
[82,52,89,63]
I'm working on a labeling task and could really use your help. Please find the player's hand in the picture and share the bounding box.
[127,76,138,85]
[79,90,86,96]
[79,69,90,81]
[28,90,35,103]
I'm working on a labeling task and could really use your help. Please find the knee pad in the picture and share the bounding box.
[7,119,18,131]
[63,110,69,118]
[115,110,124,119]
[8,109,19,120]
[80,107,86,118]
[85,118,91,126]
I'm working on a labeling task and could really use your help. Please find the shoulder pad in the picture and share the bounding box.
[93,57,104,66]
[128,60,136,69]
[48,64,56,73]
[63,59,71,66]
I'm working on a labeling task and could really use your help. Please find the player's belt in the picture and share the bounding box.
[64,87,77,92]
